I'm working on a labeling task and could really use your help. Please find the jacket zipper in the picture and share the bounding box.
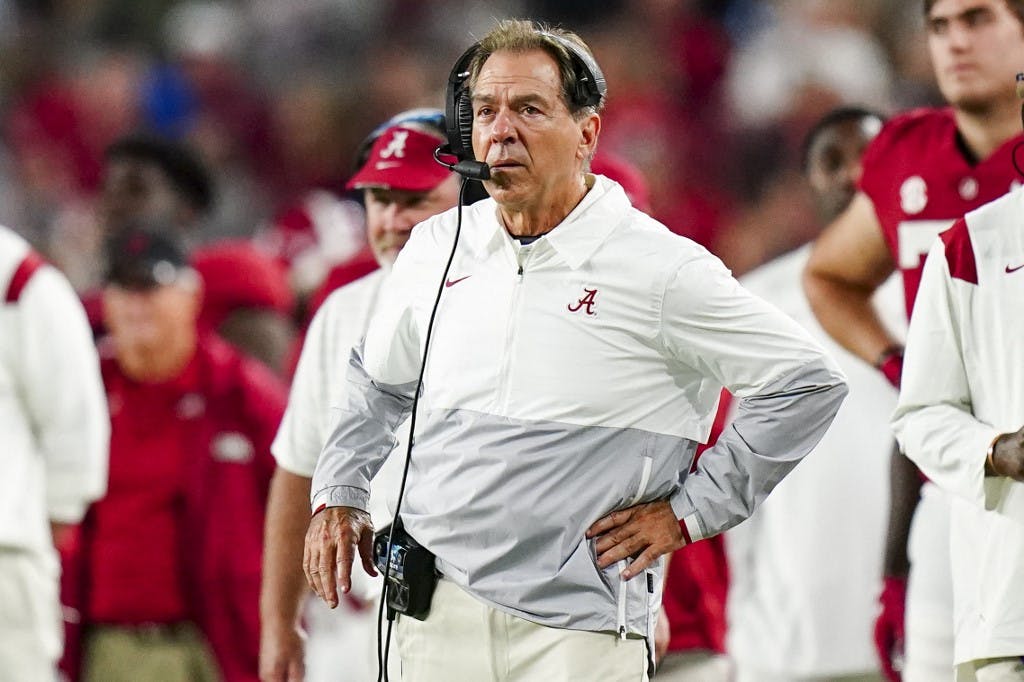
[617,561,629,639]
[618,455,654,638]
[497,258,526,411]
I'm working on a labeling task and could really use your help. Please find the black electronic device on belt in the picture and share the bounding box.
[373,522,438,621]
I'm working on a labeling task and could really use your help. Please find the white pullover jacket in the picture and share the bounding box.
[0,226,108,554]
[893,187,1024,663]
[313,175,847,637]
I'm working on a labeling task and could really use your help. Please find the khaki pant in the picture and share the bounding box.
[958,658,1024,682]
[0,547,61,682]
[396,579,648,682]
[83,622,220,682]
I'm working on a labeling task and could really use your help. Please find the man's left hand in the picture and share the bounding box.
[586,500,685,580]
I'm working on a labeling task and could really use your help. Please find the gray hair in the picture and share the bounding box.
[467,19,605,119]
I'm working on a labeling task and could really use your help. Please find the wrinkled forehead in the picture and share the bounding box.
[472,49,564,98]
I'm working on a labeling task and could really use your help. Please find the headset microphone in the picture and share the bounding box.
[453,159,491,181]
[433,144,491,181]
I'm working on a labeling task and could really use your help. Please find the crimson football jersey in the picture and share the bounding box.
[859,107,1024,317]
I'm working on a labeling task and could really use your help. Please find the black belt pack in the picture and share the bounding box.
[373,522,438,621]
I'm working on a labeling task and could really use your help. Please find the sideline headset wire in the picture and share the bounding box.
[1013,73,1024,178]
[375,176,473,682]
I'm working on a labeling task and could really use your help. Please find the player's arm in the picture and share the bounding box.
[872,440,919,681]
[882,442,919,581]
[803,192,900,368]
[260,467,311,682]
[259,301,340,680]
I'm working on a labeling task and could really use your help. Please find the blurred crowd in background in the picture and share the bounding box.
[0,0,942,298]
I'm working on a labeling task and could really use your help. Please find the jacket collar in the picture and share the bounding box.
[471,174,633,270]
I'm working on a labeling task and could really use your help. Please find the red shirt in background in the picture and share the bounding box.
[87,357,202,624]
[62,333,286,682]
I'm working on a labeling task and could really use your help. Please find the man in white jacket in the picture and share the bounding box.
[0,224,109,680]
[892,181,1024,681]
[305,19,847,682]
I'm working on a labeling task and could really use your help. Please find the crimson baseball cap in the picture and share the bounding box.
[346,125,453,192]
[104,226,190,290]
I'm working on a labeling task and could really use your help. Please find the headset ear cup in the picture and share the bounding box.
[575,76,589,110]
[457,90,474,158]
[446,43,480,161]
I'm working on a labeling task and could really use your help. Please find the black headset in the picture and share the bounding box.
[438,30,607,181]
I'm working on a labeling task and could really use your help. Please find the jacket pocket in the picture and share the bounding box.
[617,455,654,637]
[628,456,654,507]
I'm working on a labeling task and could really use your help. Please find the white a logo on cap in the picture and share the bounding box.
[379,130,409,159]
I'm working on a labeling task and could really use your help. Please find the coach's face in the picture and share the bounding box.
[471,49,599,214]
[927,0,1024,112]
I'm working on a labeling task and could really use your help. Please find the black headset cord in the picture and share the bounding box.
[376,177,471,682]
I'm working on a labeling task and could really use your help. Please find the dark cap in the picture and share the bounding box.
[104,227,190,289]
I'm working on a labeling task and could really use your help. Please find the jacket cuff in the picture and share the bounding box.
[669,491,707,543]
[979,427,1007,511]
[310,485,370,515]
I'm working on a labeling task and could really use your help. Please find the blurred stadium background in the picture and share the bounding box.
[0,0,939,290]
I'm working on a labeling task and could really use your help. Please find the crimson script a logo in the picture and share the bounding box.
[568,288,598,316]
